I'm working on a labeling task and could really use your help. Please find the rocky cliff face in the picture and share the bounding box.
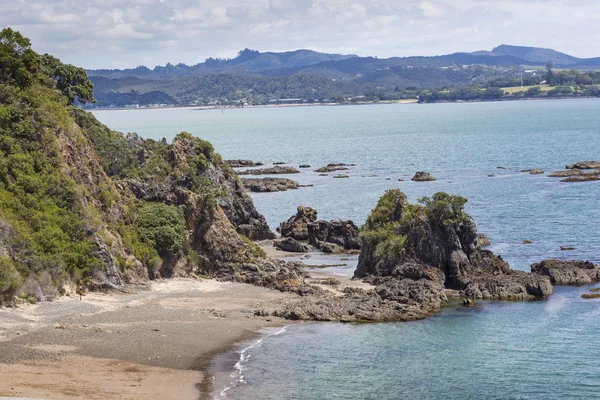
[355,190,553,300]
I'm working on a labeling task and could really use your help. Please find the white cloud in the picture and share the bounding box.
[1,0,600,68]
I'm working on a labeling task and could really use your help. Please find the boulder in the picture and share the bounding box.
[307,220,361,250]
[476,233,491,247]
[530,169,544,174]
[411,171,436,181]
[273,161,287,165]
[274,237,309,253]
[531,260,600,285]
[241,177,301,192]
[566,161,600,170]
[299,164,311,168]
[279,206,318,240]
[237,166,300,175]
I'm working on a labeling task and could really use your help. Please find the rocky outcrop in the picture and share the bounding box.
[314,163,353,173]
[274,237,309,253]
[241,177,302,192]
[226,159,256,168]
[566,161,600,170]
[411,171,436,181]
[476,233,491,247]
[278,206,318,240]
[531,260,600,285]
[308,220,361,251]
[355,190,553,301]
[237,166,300,175]
[279,207,361,253]
[561,175,600,182]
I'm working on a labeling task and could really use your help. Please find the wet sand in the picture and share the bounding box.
[0,278,295,400]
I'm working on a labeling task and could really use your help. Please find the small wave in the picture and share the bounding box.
[214,325,288,399]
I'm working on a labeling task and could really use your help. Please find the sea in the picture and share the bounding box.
[94,99,600,400]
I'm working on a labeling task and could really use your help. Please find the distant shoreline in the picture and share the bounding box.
[88,96,599,113]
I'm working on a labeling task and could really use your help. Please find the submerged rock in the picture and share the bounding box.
[561,175,600,182]
[333,174,350,179]
[237,166,300,175]
[411,171,436,181]
[241,177,302,192]
[531,260,600,285]
[299,164,311,168]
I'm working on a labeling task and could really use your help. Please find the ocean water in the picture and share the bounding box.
[95,100,600,399]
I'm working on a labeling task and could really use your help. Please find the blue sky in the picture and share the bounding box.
[2,0,599,69]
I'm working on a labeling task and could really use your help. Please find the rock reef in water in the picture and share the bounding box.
[226,159,257,168]
[237,166,300,175]
[566,161,600,170]
[411,171,436,181]
[241,177,302,192]
[531,260,600,285]
[314,163,354,173]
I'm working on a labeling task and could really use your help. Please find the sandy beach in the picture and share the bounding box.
[0,278,296,400]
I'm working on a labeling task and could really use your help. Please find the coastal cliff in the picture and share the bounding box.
[0,30,299,305]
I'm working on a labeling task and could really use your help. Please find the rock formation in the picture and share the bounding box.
[226,159,256,168]
[411,171,436,181]
[566,161,600,170]
[237,166,300,175]
[531,260,600,285]
[354,190,553,300]
[274,237,309,253]
[279,207,361,252]
[241,177,302,192]
[314,163,353,173]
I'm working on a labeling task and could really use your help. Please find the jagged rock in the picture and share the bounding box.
[279,206,318,240]
[355,190,553,301]
[411,171,436,181]
[476,233,491,247]
[314,163,352,173]
[226,159,256,168]
[531,260,600,285]
[274,237,309,253]
[566,161,600,170]
[237,166,300,175]
[307,220,361,250]
[241,177,301,192]
[314,241,344,253]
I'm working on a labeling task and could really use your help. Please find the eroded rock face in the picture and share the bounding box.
[531,260,600,285]
[279,206,318,240]
[355,190,553,301]
[411,171,436,181]
[308,220,361,250]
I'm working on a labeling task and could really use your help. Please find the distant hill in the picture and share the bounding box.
[87,44,600,107]
[490,45,579,66]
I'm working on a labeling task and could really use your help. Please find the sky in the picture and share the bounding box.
[2,0,600,69]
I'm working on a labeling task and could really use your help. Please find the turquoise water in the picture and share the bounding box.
[95,100,600,399]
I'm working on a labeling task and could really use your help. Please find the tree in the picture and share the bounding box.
[0,27,39,88]
[545,60,555,86]
[41,54,96,105]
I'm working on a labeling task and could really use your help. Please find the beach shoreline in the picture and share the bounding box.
[0,278,297,400]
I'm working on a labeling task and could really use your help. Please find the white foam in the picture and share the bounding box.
[214,325,288,399]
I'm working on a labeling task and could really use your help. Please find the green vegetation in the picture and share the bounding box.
[134,203,186,256]
[362,190,471,262]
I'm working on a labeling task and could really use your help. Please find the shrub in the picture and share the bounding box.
[0,257,22,302]
[134,202,186,256]
[418,192,468,225]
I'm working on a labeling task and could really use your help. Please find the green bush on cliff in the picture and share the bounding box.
[418,192,468,225]
[134,203,186,256]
